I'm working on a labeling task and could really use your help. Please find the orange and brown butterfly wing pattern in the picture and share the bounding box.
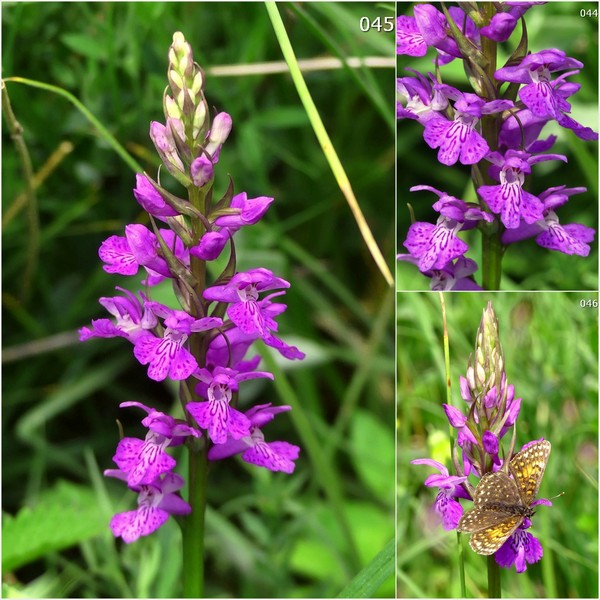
[457,442,551,557]
[458,504,520,533]
[457,471,525,554]
[467,513,523,555]
[509,440,551,506]
[470,471,522,509]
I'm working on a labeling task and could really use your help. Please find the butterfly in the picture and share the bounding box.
[457,440,551,555]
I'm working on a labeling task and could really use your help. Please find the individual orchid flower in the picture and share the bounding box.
[133,303,222,381]
[112,401,199,486]
[186,366,273,444]
[208,404,300,473]
[104,469,191,543]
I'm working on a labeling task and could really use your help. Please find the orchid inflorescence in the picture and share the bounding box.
[80,32,304,543]
[396,2,597,290]
[412,302,552,573]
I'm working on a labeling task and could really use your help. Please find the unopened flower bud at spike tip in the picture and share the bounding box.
[172,31,185,49]
[191,71,203,97]
[171,31,192,66]
[165,95,182,120]
[169,69,184,92]
[471,302,507,397]
[167,31,204,123]
[193,102,207,140]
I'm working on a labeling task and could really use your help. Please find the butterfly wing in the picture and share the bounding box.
[457,470,524,555]
[509,440,551,506]
[458,505,518,533]
[457,441,551,556]
[467,513,523,555]
[471,470,522,509]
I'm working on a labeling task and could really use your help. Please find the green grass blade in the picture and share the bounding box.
[3,77,143,174]
[264,3,393,287]
[336,537,395,598]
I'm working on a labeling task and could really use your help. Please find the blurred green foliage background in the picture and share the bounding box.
[2,3,395,597]
[397,2,599,290]
[398,292,598,597]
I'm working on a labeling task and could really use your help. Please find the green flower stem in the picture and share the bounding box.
[481,2,504,290]
[264,2,393,288]
[182,443,208,598]
[481,225,503,290]
[179,175,212,598]
[188,185,208,295]
[478,6,503,290]
[487,554,501,598]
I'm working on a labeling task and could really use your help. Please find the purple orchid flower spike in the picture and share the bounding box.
[412,303,554,573]
[397,3,596,289]
[83,30,304,553]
